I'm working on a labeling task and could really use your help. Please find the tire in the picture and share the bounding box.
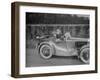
[79,46,89,64]
[39,44,54,59]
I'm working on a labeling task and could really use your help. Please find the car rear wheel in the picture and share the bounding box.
[39,44,53,59]
[80,47,89,64]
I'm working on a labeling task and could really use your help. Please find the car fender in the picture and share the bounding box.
[80,43,89,51]
[38,41,55,55]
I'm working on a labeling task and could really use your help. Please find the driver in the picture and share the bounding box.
[64,32,71,40]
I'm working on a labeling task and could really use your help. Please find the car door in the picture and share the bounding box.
[53,40,78,56]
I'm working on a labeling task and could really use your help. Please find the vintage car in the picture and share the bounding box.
[36,32,89,64]
[27,24,89,64]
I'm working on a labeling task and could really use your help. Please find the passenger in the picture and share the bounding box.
[56,29,62,39]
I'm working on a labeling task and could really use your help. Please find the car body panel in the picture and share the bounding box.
[49,40,78,56]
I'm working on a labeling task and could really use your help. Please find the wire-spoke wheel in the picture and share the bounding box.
[39,44,53,59]
[80,47,89,64]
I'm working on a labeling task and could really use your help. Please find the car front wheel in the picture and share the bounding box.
[80,47,89,64]
[39,44,53,59]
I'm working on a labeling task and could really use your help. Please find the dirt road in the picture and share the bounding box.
[26,48,85,67]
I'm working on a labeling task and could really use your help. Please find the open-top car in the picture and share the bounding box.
[37,31,89,64]
[27,24,90,64]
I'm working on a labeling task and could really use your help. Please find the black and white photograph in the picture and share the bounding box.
[11,2,97,78]
[26,12,90,67]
